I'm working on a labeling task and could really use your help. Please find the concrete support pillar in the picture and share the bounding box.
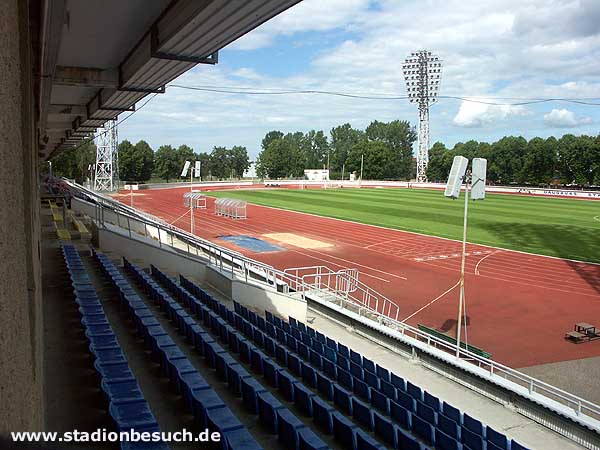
[0,0,44,431]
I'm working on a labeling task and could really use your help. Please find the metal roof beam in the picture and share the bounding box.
[53,66,119,88]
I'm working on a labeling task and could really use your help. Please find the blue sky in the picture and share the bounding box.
[120,0,600,159]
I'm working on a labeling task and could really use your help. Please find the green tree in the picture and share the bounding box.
[261,131,284,151]
[303,130,329,169]
[365,120,417,179]
[330,123,363,172]
[346,140,399,180]
[175,144,195,177]
[426,142,451,182]
[520,137,557,185]
[119,139,154,182]
[154,145,178,182]
[50,140,96,183]
[488,136,527,184]
[558,134,600,186]
[209,146,231,179]
[256,138,304,178]
[230,145,250,178]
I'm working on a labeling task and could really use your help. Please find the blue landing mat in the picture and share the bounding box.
[219,235,283,253]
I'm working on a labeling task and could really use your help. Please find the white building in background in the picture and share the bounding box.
[304,169,330,181]
[244,162,257,178]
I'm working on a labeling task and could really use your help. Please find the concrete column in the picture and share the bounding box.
[0,0,44,431]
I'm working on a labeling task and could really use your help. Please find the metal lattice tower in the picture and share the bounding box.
[402,50,442,182]
[94,120,118,191]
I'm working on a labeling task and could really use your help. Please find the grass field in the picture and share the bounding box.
[210,188,600,263]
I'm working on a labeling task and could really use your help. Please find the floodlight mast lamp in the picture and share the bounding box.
[402,50,442,182]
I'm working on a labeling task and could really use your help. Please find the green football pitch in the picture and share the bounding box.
[210,187,600,263]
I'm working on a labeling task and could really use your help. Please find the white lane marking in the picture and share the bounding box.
[364,238,398,249]
[475,250,501,275]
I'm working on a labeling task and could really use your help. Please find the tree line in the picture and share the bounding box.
[427,134,600,186]
[256,120,417,180]
[49,127,600,187]
[50,140,251,184]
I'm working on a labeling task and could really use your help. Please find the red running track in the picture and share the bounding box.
[113,187,600,368]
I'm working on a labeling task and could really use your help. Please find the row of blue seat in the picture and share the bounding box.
[61,245,169,450]
[160,268,392,450]
[94,251,263,450]
[147,263,341,450]
[268,310,529,450]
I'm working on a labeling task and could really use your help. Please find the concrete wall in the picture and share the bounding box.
[98,226,207,282]
[97,225,306,322]
[0,0,44,431]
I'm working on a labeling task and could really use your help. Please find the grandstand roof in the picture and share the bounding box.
[38,0,300,159]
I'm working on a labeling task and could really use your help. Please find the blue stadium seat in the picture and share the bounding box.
[486,426,508,449]
[412,414,435,446]
[364,370,379,390]
[322,358,337,379]
[298,427,329,450]
[337,368,353,390]
[371,389,390,415]
[511,439,530,450]
[333,384,353,415]
[294,382,316,416]
[461,426,483,450]
[406,381,423,402]
[380,379,397,402]
[301,361,317,388]
[391,372,406,392]
[373,411,397,448]
[206,406,244,434]
[277,408,306,450]
[424,391,440,412]
[396,427,420,450]
[443,401,461,424]
[375,364,390,383]
[316,372,334,400]
[277,370,298,402]
[312,396,335,434]
[227,358,252,394]
[350,361,364,380]
[288,353,302,377]
[332,412,357,450]
[463,413,484,436]
[438,413,460,440]
[356,431,385,450]
[224,427,263,450]
[241,377,267,413]
[257,391,284,434]
[436,428,460,450]
[263,358,282,388]
[190,388,225,428]
[362,357,375,373]
[397,390,416,412]
[389,399,412,430]
[351,397,374,431]
[416,400,437,426]
[352,378,371,403]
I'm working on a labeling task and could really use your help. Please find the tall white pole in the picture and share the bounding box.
[190,169,194,234]
[456,173,470,357]
[360,154,364,188]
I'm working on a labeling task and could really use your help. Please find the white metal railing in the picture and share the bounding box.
[60,178,600,431]
[284,265,400,321]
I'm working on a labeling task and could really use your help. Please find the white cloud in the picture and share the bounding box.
[228,0,371,50]
[121,0,600,155]
[543,108,592,128]
[453,101,529,127]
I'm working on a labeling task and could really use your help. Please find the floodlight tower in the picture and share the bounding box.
[402,50,442,182]
[94,119,118,191]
